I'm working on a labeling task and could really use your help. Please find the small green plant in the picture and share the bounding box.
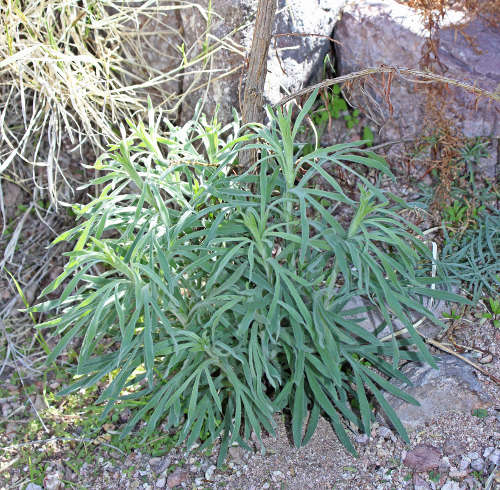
[33,91,466,465]
[428,470,440,483]
[312,85,361,130]
[444,200,468,226]
[471,408,488,418]
[442,308,461,320]
[439,211,499,302]
[481,296,500,328]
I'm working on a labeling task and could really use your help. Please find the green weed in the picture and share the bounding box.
[481,296,500,328]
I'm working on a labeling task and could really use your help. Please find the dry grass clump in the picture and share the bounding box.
[0,0,214,205]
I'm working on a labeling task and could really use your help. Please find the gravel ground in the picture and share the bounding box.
[1,317,498,490]
[1,138,498,490]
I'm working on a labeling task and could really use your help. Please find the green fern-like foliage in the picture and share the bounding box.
[34,92,466,464]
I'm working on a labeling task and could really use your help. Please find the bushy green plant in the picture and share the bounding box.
[33,91,465,464]
[439,211,499,303]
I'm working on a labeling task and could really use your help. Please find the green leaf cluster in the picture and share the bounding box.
[33,92,466,464]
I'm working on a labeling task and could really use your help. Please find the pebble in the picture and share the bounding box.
[355,433,370,444]
[271,470,285,480]
[262,483,270,489]
[479,353,493,364]
[25,484,43,490]
[438,456,450,474]
[459,456,471,471]
[443,438,466,456]
[413,475,431,490]
[441,481,460,490]
[470,458,485,471]
[156,476,166,488]
[448,469,468,479]
[167,468,189,488]
[466,451,479,460]
[403,444,441,471]
[228,446,245,464]
[43,471,63,490]
[485,448,500,465]
[204,464,216,481]
[378,426,396,441]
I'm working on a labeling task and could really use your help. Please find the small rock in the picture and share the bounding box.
[129,479,141,489]
[438,457,450,475]
[228,446,244,464]
[483,446,495,458]
[32,394,48,412]
[152,457,171,474]
[413,474,431,489]
[403,444,441,472]
[156,476,166,488]
[204,464,216,481]
[271,470,285,480]
[443,438,466,456]
[49,381,60,390]
[355,433,370,444]
[167,468,188,488]
[448,469,468,479]
[43,471,63,490]
[466,451,479,460]
[486,448,500,465]
[262,483,270,489]
[470,458,484,471]
[441,481,460,490]
[194,478,203,486]
[479,353,493,364]
[459,456,471,471]
[25,484,43,490]
[378,426,395,441]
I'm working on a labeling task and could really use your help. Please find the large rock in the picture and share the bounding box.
[333,0,500,176]
[379,354,493,431]
[119,2,184,108]
[344,287,458,340]
[180,0,346,123]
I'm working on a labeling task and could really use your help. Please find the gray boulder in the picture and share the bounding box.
[379,354,492,431]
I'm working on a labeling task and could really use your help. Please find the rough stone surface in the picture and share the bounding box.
[441,481,461,490]
[333,0,499,174]
[443,438,466,457]
[403,444,441,472]
[379,354,492,431]
[166,468,189,488]
[413,474,431,489]
[180,0,346,122]
[344,287,458,340]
